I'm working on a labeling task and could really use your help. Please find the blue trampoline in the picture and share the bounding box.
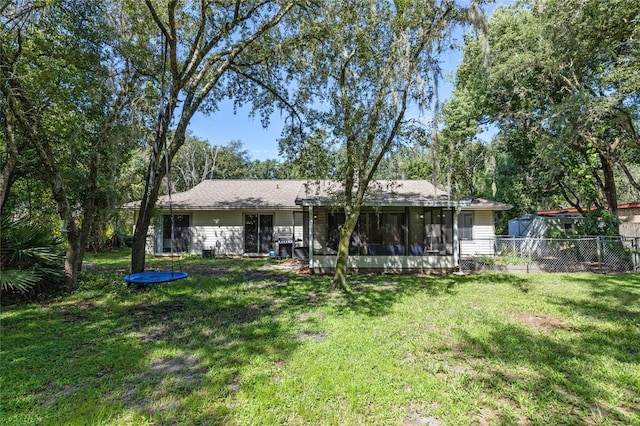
[123,271,188,285]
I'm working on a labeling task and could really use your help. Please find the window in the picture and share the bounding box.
[458,212,473,240]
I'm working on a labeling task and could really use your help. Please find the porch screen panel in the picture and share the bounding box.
[355,211,406,255]
[442,209,453,254]
[423,208,454,255]
[327,212,345,253]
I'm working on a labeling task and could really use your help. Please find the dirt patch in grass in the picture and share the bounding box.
[514,313,577,333]
[118,354,208,412]
[476,399,530,426]
[294,330,328,342]
[403,403,440,425]
[184,264,227,277]
[144,354,207,388]
[261,258,309,274]
[244,271,291,285]
[40,383,82,407]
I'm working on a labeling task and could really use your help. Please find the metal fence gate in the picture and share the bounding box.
[460,236,639,273]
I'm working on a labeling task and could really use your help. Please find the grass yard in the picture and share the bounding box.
[1,253,639,425]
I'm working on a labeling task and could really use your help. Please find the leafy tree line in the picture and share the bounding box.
[439,0,640,229]
[2,0,483,292]
[3,0,637,296]
[1,0,322,292]
[169,134,334,191]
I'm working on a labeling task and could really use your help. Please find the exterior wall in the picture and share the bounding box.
[144,209,302,256]
[459,210,496,256]
[191,210,244,255]
[274,211,306,245]
[619,208,640,238]
[619,208,640,223]
[309,206,497,271]
[145,225,155,255]
[141,206,502,265]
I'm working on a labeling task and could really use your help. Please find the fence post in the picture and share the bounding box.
[633,238,639,272]
[596,236,602,272]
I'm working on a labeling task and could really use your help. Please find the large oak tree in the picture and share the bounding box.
[1,0,144,290]
[280,0,482,289]
[446,1,640,220]
[128,0,306,273]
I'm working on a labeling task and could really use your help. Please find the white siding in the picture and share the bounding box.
[619,208,640,238]
[459,210,496,256]
[159,209,304,256]
[274,211,304,243]
[190,210,244,255]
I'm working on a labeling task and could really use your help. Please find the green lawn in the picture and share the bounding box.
[1,254,639,425]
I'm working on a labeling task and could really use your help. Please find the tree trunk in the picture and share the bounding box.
[2,82,82,290]
[130,85,193,273]
[331,209,359,291]
[130,166,164,273]
[599,153,619,233]
[130,98,172,273]
[0,106,20,213]
[76,152,100,272]
[63,222,82,292]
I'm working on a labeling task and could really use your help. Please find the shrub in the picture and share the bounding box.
[0,217,64,295]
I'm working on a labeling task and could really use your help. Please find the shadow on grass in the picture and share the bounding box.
[8,258,615,424]
[6,259,507,423]
[330,274,460,317]
[1,263,321,424]
[555,273,640,322]
[453,311,640,424]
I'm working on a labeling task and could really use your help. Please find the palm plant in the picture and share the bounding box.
[0,217,63,293]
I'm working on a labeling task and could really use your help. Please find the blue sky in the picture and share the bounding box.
[187,2,509,161]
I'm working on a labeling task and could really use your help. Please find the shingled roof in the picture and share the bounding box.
[123,179,511,210]
[141,180,304,210]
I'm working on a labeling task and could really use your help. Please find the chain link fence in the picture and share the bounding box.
[460,236,639,273]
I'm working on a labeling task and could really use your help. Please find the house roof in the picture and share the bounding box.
[295,180,447,205]
[130,180,305,210]
[123,179,512,211]
[296,180,511,210]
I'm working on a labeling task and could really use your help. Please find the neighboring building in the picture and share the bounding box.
[537,203,640,238]
[508,213,584,238]
[124,180,511,273]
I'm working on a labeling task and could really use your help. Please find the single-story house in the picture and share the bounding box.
[124,179,511,273]
[537,203,640,238]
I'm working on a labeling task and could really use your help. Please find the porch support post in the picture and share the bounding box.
[292,211,296,259]
[404,206,410,256]
[308,205,314,272]
[453,206,460,270]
